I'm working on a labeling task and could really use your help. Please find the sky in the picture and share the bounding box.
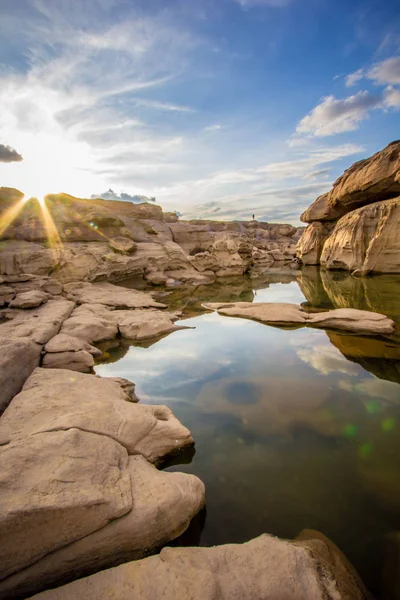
[0,0,399,224]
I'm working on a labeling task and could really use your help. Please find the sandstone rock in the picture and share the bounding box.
[0,285,14,306]
[0,428,132,581]
[42,350,95,372]
[204,301,308,326]
[64,281,166,309]
[205,302,395,334]
[29,530,369,600]
[44,333,101,355]
[40,280,63,295]
[9,290,48,308]
[0,300,75,344]
[296,221,335,265]
[302,141,400,222]
[2,456,205,600]
[0,368,194,463]
[320,197,400,274]
[104,377,139,402]
[60,303,119,343]
[307,307,395,335]
[117,309,184,341]
[109,237,137,254]
[0,338,42,413]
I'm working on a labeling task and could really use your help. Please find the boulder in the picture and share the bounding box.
[205,302,395,334]
[117,309,185,341]
[42,350,95,372]
[9,290,48,308]
[0,338,42,413]
[0,285,14,306]
[108,237,137,254]
[0,428,132,581]
[302,141,400,223]
[1,456,205,600]
[44,333,101,355]
[0,300,75,344]
[29,530,370,600]
[60,304,119,342]
[320,197,400,274]
[0,368,194,463]
[296,222,335,265]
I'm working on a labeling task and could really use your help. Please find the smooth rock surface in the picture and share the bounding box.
[206,302,395,334]
[60,303,119,342]
[2,456,205,600]
[0,368,194,463]
[9,290,48,309]
[41,350,95,372]
[29,530,370,600]
[64,281,165,309]
[44,333,101,355]
[0,300,75,344]
[117,309,184,340]
[0,338,42,413]
[0,428,132,581]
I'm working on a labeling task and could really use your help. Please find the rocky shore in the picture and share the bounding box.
[0,142,399,598]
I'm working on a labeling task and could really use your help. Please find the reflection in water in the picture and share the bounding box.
[97,268,400,598]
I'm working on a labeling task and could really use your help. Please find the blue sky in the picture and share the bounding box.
[0,0,399,224]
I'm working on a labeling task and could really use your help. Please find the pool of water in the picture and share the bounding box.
[96,268,400,597]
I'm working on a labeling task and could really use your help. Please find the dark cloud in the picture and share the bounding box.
[0,144,23,163]
[91,188,155,204]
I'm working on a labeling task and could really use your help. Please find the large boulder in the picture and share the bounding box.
[0,300,75,344]
[296,221,335,265]
[320,197,400,274]
[301,141,400,223]
[29,530,370,600]
[0,368,194,463]
[0,428,132,581]
[63,281,165,309]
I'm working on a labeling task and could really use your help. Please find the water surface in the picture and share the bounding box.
[96,268,400,597]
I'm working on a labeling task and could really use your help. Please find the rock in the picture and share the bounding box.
[205,302,395,334]
[0,368,194,463]
[42,350,95,372]
[307,307,395,335]
[9,290,48,308]
[60,303,119,343]
[40,280,63,295]
[1,456,205,600]
[64,281,165,309]
[204,301,308,326]
[302,141,400,223]
[0,428,132,580]
[296,221,335,265]
[0,285,14,306]
[44,333,101,355]
[0,338,42,413]
[0,300,75,344]
[300,192,342,223]
[108,237,137,254]
[320,197,400,274]
[28,530,370,600]
[117,309,184,341]
[103,377,139,402]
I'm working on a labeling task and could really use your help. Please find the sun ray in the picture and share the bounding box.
[0,197,28,238]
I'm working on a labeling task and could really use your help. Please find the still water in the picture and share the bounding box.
[96,268,400,597]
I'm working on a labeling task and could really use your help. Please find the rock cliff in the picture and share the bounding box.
[297,141,400,274]
[0,188,303,284]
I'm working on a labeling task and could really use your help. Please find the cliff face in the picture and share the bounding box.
[0,189,303,284]
[297,141,400,274]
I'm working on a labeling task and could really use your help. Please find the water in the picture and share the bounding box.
[96,268,400,597]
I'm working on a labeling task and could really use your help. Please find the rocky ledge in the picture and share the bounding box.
[0,188,303,284]
[297,140,400,274]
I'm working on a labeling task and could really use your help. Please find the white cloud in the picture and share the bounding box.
[345,68,365,87]
[296,91,382,136]
[204,124,222,132]
[368,56,400,85]
[383,85,400,108]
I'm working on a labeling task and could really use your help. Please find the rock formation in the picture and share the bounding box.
[0,188,303,284]
[297,141,400,274]
[29,531,370,600]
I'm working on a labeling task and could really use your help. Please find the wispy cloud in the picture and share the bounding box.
[234,0,293,7]
[204,124,222,132]
[295,91,382,136]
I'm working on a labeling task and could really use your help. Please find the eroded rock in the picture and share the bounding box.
[9,290,48,309]
[0,338,42,413]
